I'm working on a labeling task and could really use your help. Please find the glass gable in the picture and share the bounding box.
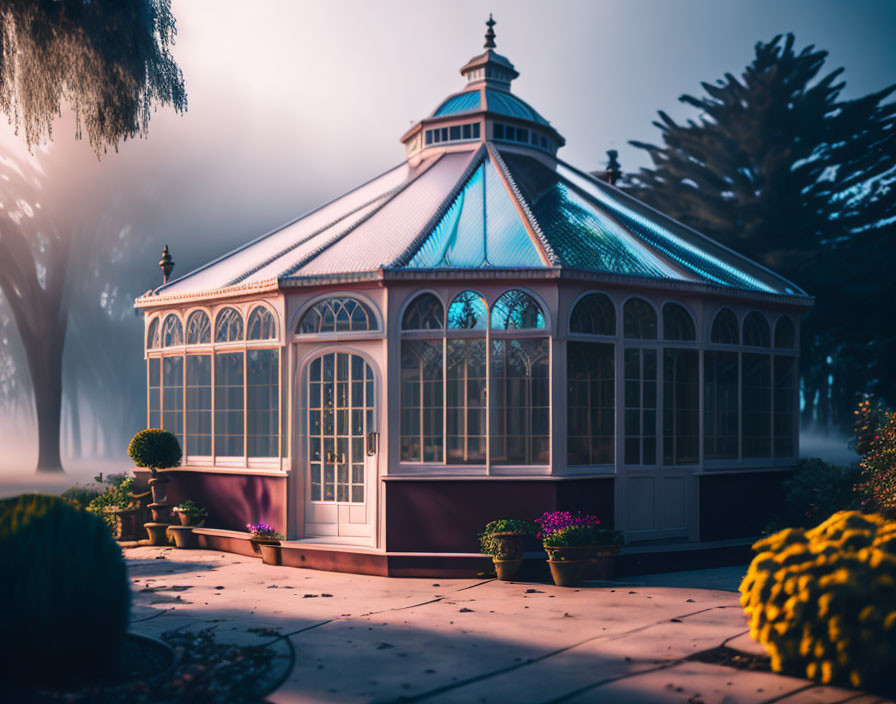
[406,156,543,269]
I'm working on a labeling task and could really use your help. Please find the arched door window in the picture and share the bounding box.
[297,297,376,334]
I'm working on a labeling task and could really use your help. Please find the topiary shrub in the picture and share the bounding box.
[128,428,181,472]
[0,494,131,687]
[739,511,896,693]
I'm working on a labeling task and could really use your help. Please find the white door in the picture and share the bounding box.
[304,352,376,540]
[623,469,691,542]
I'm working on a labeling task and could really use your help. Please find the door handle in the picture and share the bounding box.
[366,432,379,456]
[326,451,346,464]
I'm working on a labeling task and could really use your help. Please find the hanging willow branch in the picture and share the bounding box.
[0,0,187,156]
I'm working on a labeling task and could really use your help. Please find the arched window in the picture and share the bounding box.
[297,297,376,334]
[186,311,211,345]
[161,314,183,347]
[447,290,488,330]
[569,293,615,335]
[774,317,795,349]
[247,306,277,341]
[623,298,657,340]
[710,309,739,345]
[743,312,771,347]
[491,290,545,330]
[402,293,444,331]
[215,307,244,343]
[662,303,696,341]
[147,318,161,350]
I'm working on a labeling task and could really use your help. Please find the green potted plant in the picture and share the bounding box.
[173,500,207,527]
[127,428,182,545]
[248,522,284,564]
[478,519,537,581]
[537,511,622,587]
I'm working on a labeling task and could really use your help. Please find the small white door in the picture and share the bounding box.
[304,352,376,540]
[623,470,691,542]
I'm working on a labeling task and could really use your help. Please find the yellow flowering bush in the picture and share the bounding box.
[740,511,896,692]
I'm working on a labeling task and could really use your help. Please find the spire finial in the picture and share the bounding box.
[484,14,496,49]
[159,244,175,283]
[606,150,622,186]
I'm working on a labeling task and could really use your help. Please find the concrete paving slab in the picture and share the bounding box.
[123,547,891,704]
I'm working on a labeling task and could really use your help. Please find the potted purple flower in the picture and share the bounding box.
[248,522,284,564]
[537,511,623,586]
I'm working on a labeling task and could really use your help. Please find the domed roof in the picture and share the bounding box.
[433,88,548,125]
[139,19,809,306]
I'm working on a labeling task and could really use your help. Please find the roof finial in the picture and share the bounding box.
[484,14,496,49]
[159,244,175,283]
[606,150,622,186]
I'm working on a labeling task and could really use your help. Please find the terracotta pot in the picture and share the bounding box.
[175,510,207,527]
[548,559,586,587]
[485,532,526,561]
[148,503,172,523]
[259,543,282,566]
[168,525,198,549]
[148,477,170,504]
[493,558,523,581]
[544,545,599,562]
[144,522,171,546]
[249,536,280,555]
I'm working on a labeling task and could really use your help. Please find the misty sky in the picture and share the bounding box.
[1,0,894,299]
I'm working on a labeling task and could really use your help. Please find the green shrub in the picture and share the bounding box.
[856,406,896,515]
[128,428,181,471]
[86,476,135,531]
[60,484,102,509]
[765,458,861,532]
[478,519,536,559]
[0,494,131,686]
[542,524,623,548]
[740,511,896,693]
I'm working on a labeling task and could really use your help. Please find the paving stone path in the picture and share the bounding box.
[125,547,892,704]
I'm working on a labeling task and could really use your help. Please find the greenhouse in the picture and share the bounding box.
[135,21,810,574]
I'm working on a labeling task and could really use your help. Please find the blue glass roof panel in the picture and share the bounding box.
[485,89,548,125]
[434,90,481,116]
[406,155,543,269]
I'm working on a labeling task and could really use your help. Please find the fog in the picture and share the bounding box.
[1,0,891,478]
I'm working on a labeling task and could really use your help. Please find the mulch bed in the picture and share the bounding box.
[6,628,293,703]
[686,645,771,672]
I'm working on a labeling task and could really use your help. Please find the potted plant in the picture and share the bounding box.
[537,511,621,587]
[127,428,182,545]
[248,522,284,564]
[478,519,537,581]
[173,500,207,526]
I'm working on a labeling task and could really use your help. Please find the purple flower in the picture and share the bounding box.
[534,511,600,539]
[247,522,281,538]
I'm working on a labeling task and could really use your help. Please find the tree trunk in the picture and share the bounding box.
[24,322,66,472]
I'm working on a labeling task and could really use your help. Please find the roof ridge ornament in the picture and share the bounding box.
[484,14,496,49]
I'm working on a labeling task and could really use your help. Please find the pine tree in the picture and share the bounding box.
[625,34,896,432]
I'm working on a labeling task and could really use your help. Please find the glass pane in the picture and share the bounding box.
[567,341,614,465]
[490,338,550,465]
[162,356,184,452]
[742,353,772,457]
[186,355,212,456]
[711,308,739,344]
[447,291,488,330]
[186,311,211,345]
[215,307,244,342]
[662,348,699,465]
[246,349,278,457]
[400,340,443,462]
[623,299,657,339]
[662,303,696,341]
[297,297,376,334]
[570,293,615,335]
[704,351,739,459]
[214,351,244,456]
[247,306,277,340]
[491,290,545,330]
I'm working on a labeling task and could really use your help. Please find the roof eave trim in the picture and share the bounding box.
[135,278,281,309]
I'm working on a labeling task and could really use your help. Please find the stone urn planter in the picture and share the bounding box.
[259,543,282,566]
[174,510,206,527]
[148,476,170,504]
[148,502,172,523]
[168,525,199,549]
[144,522,171,546]
[477,520,536,582]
